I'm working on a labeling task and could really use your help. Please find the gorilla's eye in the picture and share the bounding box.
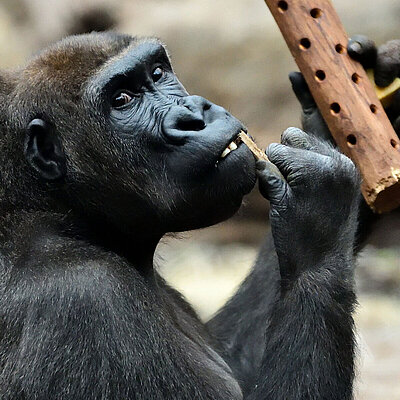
[112,92,133,108]
[152,66,164,83]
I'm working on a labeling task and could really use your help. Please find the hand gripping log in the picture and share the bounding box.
[262,0,400,213]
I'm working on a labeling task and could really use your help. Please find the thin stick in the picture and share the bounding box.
[238,131,269,161]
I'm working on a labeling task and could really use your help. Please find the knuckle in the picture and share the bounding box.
[267,143,284,160]
[323,145,342,159]
[337,152,356,171]
[290,152,322,180]
[330,155,359,187]
[281,127,305,142]
[302,133,334,155]
[342,161,359,186]
[309,136,328,150]
[282,130,309,149]
[318,157,336,177]
[255,160,268,172]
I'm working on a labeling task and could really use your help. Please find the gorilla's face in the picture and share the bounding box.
[19,34,256,235]
[98,40,256,232]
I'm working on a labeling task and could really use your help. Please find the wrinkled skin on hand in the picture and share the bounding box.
[256,128,360,282]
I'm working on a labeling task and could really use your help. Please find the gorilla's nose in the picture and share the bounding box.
[163,96,217,143]
[176,96,209,131]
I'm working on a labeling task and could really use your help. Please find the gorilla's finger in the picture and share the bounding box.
[347,35,377,69]
[289,72,334,143]
[289,71,316,113]
[281,127,334,156]
[266,143,300,177]
[374,40,400,87]
[266,143,333,183]
[281,127,312,149]
[256,160,289,206]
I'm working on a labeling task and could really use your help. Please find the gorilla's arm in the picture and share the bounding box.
[206,234,280,390]
[209,129,359,399]
[208,39,399,384]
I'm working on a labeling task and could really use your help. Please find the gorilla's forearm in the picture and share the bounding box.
[207,234,281,393]
[208,233,356,399]
[247,263,356,400]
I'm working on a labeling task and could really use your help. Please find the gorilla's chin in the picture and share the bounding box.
[189,149,256,229]
[162,170,256,233]
[165,200,242,233]
[211,144,257,198]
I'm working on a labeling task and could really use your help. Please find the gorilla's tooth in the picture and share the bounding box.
[221,148,231,158]
[228,142,238,151]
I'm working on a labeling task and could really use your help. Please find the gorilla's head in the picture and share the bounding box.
[1,33,256,238]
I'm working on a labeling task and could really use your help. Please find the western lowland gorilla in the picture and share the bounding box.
[0,32,398,399]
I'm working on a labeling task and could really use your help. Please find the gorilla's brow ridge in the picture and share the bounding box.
[85,39,169,101]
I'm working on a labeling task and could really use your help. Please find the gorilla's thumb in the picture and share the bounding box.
[289,72,317,113]
[256,160,288,206]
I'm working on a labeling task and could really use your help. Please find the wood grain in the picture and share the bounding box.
[264,0,400,213]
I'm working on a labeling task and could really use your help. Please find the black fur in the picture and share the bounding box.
[2,32,396,399]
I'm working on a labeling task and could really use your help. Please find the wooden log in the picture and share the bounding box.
[264,0,400,213]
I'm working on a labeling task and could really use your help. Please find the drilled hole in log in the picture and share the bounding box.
[315,70,326,81]
[370,104,378,113]
[347,134,357,146]
[391,139,399,149]
[335,44,345,54]
[352,73,361,84]
[299,38,311,50]
[277,1,288,12]
[330,102,341,114]
[310,8,322,18]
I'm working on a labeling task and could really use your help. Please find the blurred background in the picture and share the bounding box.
[1,0,399,398]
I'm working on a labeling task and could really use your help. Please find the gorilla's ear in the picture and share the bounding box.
[25,119,66,181]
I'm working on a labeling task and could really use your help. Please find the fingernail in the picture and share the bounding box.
[349,42,362,53]
[256,160,267,170]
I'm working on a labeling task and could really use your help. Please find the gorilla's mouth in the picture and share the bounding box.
[217,130,249,161]
[220,136,241,159]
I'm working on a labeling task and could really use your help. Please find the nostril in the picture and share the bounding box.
[163,105,208,143]
[176,117,205,131]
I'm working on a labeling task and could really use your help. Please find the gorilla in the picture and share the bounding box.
[0,32,398,399]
